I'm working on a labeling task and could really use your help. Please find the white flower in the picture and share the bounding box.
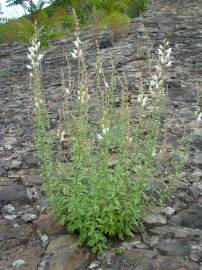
[103,127,109,135]
[30,73,33,77]
[96,133,103,140]
[160,57,165,65]
[197,112,202,122]
[56,128,60,138]
[158,48,163,56]
[142,96,148,107]
[166,61,173,67]
[35,102,39,108]
[137,94,142,103]
[28,47,35,56]
[65,88,70,94]
[60,131,66,142]
[37,54,43,62]
[27,53,33,61]
[26,65,32,70]
[166,48,172,56]
[159,45,164,50]
[152,149,156,157]
[74,37,81,49]
[70,49,78,59]
[78,49,83,58]
[104,81,109,89]
[152,74,158,81]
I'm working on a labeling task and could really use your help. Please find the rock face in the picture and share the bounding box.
[0,0,202,269]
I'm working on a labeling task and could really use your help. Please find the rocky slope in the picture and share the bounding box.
[0,0,202,269]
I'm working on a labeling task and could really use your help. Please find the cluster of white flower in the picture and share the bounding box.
[70,37,82,59]
[77,88,90,104]
[57,127,66,142]
[137,41,173,109]
[197,112,202,123]
[158,42,172,67]
[137,93,148,108]
[97,124,110,141]
[34,96,43,109]
[27,35,43,77]
[27,33,44,110]
[149,41,172,97]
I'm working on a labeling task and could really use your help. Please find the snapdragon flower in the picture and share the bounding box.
[197,112,202,123]
[137,93,148,107]
[27,31,44,110]
[70,36,83,60]
[70,49,78,60]
[96,133,103,140]
[158,42,172,67]
[149,40,173,97]
[27,37,43,73]
[74,37,81,49]
[104,80,109,89]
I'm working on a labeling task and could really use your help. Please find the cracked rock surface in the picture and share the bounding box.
[0,0,202,269]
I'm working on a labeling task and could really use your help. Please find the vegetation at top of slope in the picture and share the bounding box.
[0,0,148,45]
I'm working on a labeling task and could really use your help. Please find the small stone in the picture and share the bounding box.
[10,159,22,169]
[12,259,26,268]
[2,204,16,214]
[40,234,48,242]
[150,236,159,247]
[144,214,167,226]
[22,213,37,223]
[122,241,147,249]
[26,187,38,199]
[190,245,202,262]
[39,233,49,248]
[89,261,100,269]
[5,144,12,150]
[164,207,175,217]
[4,214,17,220]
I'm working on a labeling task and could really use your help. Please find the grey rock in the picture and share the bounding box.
[0,184,28,203]
[171,207,202,229]
[192,129,202,150]
[144,213,167,226]
[122,241,147,249]
[0,220,34,251]
[191,245,202,262]
[193,151,202,166]
[2,204,16,214]
[21,213,37,223]
[149,225,202,239]
[89,261,100,269]
[4,214,17,220]
[155,239,191,256]
[44,246,87,270]
[12,259,26,268]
